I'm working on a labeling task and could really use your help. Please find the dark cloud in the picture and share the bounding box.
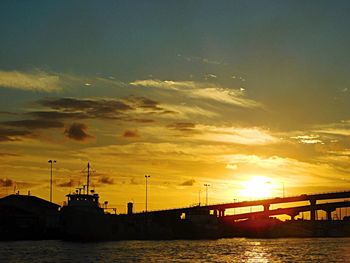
[123,130,140,138]
[0,178,14,187]
[57,179,76,188]
[98,176,114,185]
[64,123,93,141]
[29,111,85,120]
[179,179,196,186]
[0,128,32,141]
[129,178,139,185]
[125,118,155,123]
[3,119,64,129]
[39,97,132,119]
[0,111,19,116]
[126,96,176,114]
[0,152,20,157]
[36,97,173,122]
[167,122,197,132]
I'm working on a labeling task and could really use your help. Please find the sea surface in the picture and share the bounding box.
[0,238,349,262]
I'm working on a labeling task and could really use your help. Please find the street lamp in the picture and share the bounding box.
[204,183,210,206]
[145,175,151,212]
[48,160,56,203]
[233,198,237,215]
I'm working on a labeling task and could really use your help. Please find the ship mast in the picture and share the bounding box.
[87,162,90,195]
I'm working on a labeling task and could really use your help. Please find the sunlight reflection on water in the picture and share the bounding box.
[0,238,350,262]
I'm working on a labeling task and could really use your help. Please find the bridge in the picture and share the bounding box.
[134,190,350,221]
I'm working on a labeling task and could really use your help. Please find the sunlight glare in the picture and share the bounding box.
[240,176,273,199]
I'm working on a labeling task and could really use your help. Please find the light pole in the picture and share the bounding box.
[145,175,150,212]
[48,160,56,203]
[198,189,201,206]
[233,198,237,215]
[204,183,210,206]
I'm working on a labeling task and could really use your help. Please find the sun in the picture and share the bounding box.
[239,176,273,199]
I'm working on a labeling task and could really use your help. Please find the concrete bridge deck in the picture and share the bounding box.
[134,190,350,221]
[223,200,350,221]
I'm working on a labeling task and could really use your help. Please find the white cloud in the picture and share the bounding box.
[194,125,278,145]
[0,70,62,92]
[130,79,195,90]
[130,79,263,109]
[290,135,323,144]
[223,154,287,169]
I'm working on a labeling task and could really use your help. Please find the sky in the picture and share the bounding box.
[0,1,350,213]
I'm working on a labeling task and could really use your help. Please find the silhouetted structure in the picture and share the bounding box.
[2,189,350,240]
[0,194,60,240]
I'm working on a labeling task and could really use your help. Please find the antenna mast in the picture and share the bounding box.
[87,162,90,195]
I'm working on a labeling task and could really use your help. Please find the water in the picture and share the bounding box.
[0,238,349,262]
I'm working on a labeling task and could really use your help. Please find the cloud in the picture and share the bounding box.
[226,164,238,170]
[126,96,175,114]
[123,130,140,138]
[291,135,323,144]
[179,179,196,186]
[176,54,226,65]
[29,111,85,120]
[130,79,262,109]
[57,179,76,188]
[160,104,218,119]
[0,152,20,157]
[204,73,217,80]
[223,154,287,169]
[129,178,140,185]
[0,178,14,187]
[167,122,197,132]
[98,176,114,185]
[37,96,173,121]
[0,128,32,141]
[194,125,279,145]
[0,70,62,92]
[39,97,132,118]
[130,79,195,90]
[3,119,64,129]
[64,123,93,141]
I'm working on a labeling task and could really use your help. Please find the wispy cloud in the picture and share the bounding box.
[130,79,195,90]
[98,175,114,185]
[167,122,197,132]
[193,125,279,145]
[130,79,262,109]
[291,135,323,144]
[0,70,62,92]
[176,54,227,65]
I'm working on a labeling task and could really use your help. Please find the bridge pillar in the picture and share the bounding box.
[310,199,316,221]
[324,209,335,221]
[214,210,218,217]
[219,209,225,217]
[288,212,299,220]
[263,204,270,217]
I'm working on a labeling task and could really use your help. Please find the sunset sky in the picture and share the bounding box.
[0,1,350,212]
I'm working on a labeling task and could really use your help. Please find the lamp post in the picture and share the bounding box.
[204,183,210,206]
[48,160,56,203]
[233,198,237,215]
[145,175,150,212]
[198,189,201,206]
